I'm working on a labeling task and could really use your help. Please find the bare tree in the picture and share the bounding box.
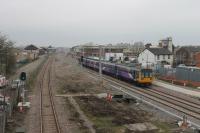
[0,33,16,75]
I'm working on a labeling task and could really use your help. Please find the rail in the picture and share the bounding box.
[40,57,61,133]
[85,67,200,128]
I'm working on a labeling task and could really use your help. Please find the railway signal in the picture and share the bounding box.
[20,72,26,81]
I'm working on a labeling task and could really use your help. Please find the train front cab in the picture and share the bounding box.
[137,69,153,85]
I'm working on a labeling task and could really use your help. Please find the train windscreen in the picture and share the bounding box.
[141,69,153,78]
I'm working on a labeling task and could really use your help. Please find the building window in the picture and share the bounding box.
[163,55,165,59]
[168,55,170,59]
[157,55,160,60]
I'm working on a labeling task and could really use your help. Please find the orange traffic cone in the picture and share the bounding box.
[109,94,112,101]
[106,93,112,101]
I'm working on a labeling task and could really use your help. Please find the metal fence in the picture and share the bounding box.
[156,66,200,82]
[0,112,6,133]
[156,67,176,79]
[0,86,22,133]
[176,66,200,82]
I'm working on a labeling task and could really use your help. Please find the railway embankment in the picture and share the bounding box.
[5,55,48,133]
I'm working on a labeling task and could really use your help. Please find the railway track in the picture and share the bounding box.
[40,57,61,133]
[84,67,200,124]
[147,89,200,110]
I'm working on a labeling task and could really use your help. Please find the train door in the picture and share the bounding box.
[133,70,139,81]
[137,71,141,81]
[131,70,136,81]
[115,65,118,77]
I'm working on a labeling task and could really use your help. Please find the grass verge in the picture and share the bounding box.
[153,121,171,133]
[75,96,152,133]
[26,55,47,91]
[65,98,90,133]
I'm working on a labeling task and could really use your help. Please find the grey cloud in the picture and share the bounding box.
[0,0,200,46]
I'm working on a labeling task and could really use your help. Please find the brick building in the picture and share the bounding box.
[194,52,200,67]
[72,45,125,58]
[176,46,200,66]
[24,44,39,61]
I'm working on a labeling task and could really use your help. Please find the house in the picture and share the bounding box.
[105,53,124,61]
[47,45,56,53]
[138,37,174,67]
[39,47,47,55]
[24,44,39,61]
[123,42,145,58]
[158,37,174,53]
[195,52,200,67]
[138,48,173,67]
[175,46,200,66]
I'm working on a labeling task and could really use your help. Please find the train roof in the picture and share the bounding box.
[116,64,139,71]
[84,57,142,71]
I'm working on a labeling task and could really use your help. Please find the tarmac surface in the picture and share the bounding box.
[154,80,200,98]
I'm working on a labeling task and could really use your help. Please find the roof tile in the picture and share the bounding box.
[147,48,172,55]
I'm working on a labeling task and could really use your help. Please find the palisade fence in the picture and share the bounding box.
[0,112,6,133]
[156,66,200,82]
[155,67,176,79]
[176,67,200,82]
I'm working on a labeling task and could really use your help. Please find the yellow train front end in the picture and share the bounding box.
[137,69,153,86]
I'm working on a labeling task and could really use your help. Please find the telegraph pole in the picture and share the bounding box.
[82,47,84,57]
[99,45,102,82]
[80,46,84,69]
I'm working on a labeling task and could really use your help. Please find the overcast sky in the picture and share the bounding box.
[0,0,200,47]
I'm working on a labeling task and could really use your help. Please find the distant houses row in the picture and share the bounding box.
[71,37,200,68]
[15,44,56,63]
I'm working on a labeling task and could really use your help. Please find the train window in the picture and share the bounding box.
[144,72,148,78]
[149,72,152,77]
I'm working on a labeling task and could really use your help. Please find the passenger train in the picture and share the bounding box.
[79,57,153,86]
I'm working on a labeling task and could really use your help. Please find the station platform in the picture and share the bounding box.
[153,80,200,98]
